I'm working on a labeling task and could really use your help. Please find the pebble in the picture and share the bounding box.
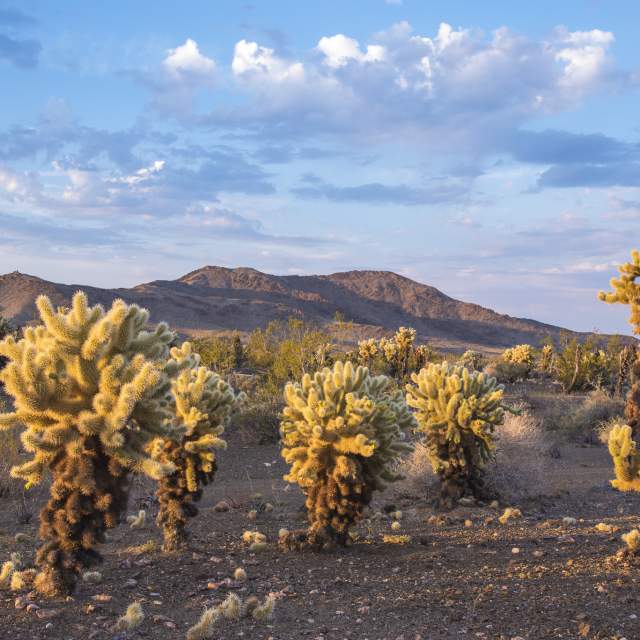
[214,500,230,512]
[124,578,138,588]
[35,608,61,619]
[562,517,577,525]
[511,547,520,554]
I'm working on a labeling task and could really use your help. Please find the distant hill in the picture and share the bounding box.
[0,267,628,352]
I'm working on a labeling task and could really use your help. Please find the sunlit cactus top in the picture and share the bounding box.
[0,291,184,486]
[280,360,414,490]
[599,249,640,333]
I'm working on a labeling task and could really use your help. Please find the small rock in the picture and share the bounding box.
[26,603,40,613]
[124,578,138,588]
[35,608,61,619]
[15,596,31,610]
[92,594,112,602]
[214,500,230,512]
[533,550,545,558]
[562,517,577,525]
[464,519,473,528]
[459,497,475,506]
[511,547,520,554]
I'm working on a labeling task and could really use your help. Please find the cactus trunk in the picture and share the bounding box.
[34,438,129,597]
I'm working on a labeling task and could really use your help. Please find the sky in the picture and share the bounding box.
[0,1,639,334]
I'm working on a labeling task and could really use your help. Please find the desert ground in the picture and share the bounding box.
[1,397,639,640]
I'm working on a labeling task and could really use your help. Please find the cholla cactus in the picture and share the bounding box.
[357,338,379,367]
[154,343,243,551]
[539,344,555,375]
[502,344,535,367]
[600,250,640,437]
[406,362,512,508]
[280,361,414,547]
[0,292,183,597]
[458,350,484,371]
[379,337,398,363]
[608,424,640,492]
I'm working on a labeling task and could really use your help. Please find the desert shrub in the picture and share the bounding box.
[153,343,244,551]
[406,362,513,508]
[458,350,485,371]
[484,360,531,383]
[246,318,334,395]
[192,333,244,373]
[552,335,612,393]
[554,390,625,443]
[280,360,414,547]
[484,406,553,502]
[0,292,184,597]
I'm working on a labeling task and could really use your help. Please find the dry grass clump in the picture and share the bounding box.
[558,390,625,442]
[484,406,553,501]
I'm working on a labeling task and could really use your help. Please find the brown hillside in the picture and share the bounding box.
[0,266,625,351]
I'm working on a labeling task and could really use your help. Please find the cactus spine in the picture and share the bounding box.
[0,292,182,596]
[280,361,414,547]
[154,343,242,551]
[406,362,512,508]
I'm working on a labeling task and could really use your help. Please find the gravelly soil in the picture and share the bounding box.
[2,439,640,640]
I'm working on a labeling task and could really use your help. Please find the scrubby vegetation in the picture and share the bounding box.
[1,254,640,637]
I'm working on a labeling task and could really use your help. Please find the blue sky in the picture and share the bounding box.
[1,1,639,334]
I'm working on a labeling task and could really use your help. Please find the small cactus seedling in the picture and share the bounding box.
[281,361,414,547]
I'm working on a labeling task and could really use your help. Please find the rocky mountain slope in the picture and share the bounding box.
[0,266,616,350]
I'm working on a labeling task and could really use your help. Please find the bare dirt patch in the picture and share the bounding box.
[1,435,640,640]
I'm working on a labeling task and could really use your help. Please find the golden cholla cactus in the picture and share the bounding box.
[599,249,640,334]
[600,250,640,438]
[502,344,535,367]
[280,360,414,547]
[406,362,512,508]
[0,292,186,597]
[357,338,379,366]
[154,343,244,551]
[379,337,398,362]
[608,424,640,492]
[539,344,555,374]
[458,350,485,371]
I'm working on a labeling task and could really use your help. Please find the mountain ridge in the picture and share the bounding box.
[0,266,627,352]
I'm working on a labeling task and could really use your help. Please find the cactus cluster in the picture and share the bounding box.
[0,292,186,596]
[154,343,243,551]
[406,362,512,508]
[356,327,422,378]
[280,361,414,546]
[502,344,535,367]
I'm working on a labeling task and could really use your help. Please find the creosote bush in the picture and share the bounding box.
[406,362,513,508]
[154,344,244,551]
[280,360,414,547]
[0,292,184,597]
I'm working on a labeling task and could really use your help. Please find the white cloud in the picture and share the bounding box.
[232,39,304,82]
[211,21,624,147]
[163,38,215,78]
[317,34,386,68]
[554,28,614,92]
